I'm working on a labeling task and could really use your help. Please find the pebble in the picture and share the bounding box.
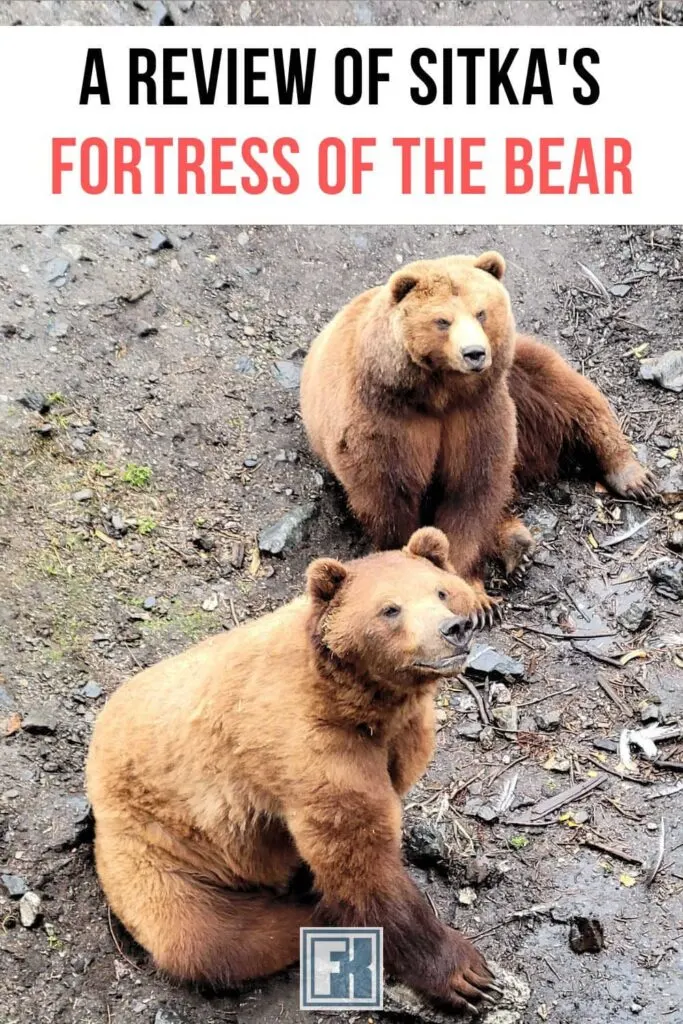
[143,596,157,610]
[465,644,524,680]
[43,257,70,286]
[536,708,561,731]
[1,873,28,897]
[668,529,683,553]
[243,456,258,468]
[640,703,660,724]
[492,705,518,736]
[524,507,559,540]
[464,857,493,886]
[660,464,683,505]
[151,0,174,25]
[272,360,302,390]
[404,821,449,872]
[463,798,499,824]
[478,725,495,750]
[457,722,482,741]
[192,531,216,552]
[155,1011,185,1024]
[22,710,58,735]
[610,283,631,298]
[648,558,683,600]
[639,349,683,393]
[47,319,68,339]
[136,320,158,338]
[110,512,127,537]
[258,502,317,555]
[72,488,93,502]
[237,231,249,246]
[202,592,219,612]
[149,230,173,252]
[18,391,50,413]
[80,681,102,700]
[458,887,477,906]
[617,600,653,633]
[19,890,42,928]
[489,682,511,705]
[243,325,256,337]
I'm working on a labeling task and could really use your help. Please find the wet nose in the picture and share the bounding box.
[439,615,473,644]
[461,345,487,371]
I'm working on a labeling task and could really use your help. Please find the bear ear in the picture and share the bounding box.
[474,250,506,280]
[388,270,420,304]
[307,558,348,603]
[404,527,451,571]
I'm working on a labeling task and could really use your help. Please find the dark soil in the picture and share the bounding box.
[1,3,683,1024]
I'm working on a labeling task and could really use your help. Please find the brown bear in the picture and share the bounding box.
[300,251,655,615]
[86,528,496,1015]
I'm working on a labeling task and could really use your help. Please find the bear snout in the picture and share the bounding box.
[460,345,488,372]
[439,614,474,651]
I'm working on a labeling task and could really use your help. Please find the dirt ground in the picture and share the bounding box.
[1,3,683,1024]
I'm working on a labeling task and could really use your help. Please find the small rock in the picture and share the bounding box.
[524,507,559,540]
[463,798,499,824]
[202,592,219,612]
[617,600,653,633]
[648,558,683,600]
[272,360,302,390]
[149,230,173,251]
[536,708,561,731]
[668,529,683,553]
[630,1003,644,1015]
[457,721,482,741]
[22,710,57,735]
[151,0,174,24]
[639,350,683,393]
[458,887,477,906]
[80,681,102,700]
[464,857,494,886]
[243,325,256,337]
[143,596,157,610]
[492,704,518,736]
[1,873,28,897]
[464,644,524,680]
[136,320,158,338]
[518,714,538,733]
[47,319,68,339]
[229,541,245,570]
[72,488,93,502]
[19,891,42,928]
[258,502,317,555]
[610,283,631,298]
[478,725,496,750]
[239,0,251,22]
[593,737,619,753]
[274,448,299,463]
[18,391,50,413]
[243,456,258,469]
[660,464,683,505]
[155,1011,185,1024]
[404,821,449,873]
[237,230,249,246]
[640,703,660,724]
[234,356,254,375]
[569,916,604,954]
[192,531,216,552]
[490,682,511,705]
[110,512,128,537]
[44,257,70,286]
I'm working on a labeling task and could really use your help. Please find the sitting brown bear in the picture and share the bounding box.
[86,528,495,1015]
[301,251,655,617]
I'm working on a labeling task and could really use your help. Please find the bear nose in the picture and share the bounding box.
[439,615,474,645]
[461,345,487,371]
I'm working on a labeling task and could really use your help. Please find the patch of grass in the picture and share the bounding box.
[122,463,152,488]
[47,392,66,406]
[136,516,157,535]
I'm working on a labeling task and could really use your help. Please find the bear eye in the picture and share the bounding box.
[437,589,448,602]
[381,604,401,619]
[435,318,451,330]
[476,309,487,323]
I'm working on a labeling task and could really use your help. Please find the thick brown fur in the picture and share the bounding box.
[301,252,655,598]
[86,529,494,1013]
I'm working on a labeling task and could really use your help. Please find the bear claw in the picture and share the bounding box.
[605,462,659,503]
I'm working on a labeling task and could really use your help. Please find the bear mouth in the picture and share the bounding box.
[414,652,469,674]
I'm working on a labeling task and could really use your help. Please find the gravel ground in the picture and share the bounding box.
[1,3,683,1024]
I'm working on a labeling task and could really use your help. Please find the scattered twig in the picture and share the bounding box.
[583,755,653,785]
[596,676,631,717]
[457,674,490,726]
[653,761,683,772]
[518,685,577,708]
[571,644,625,669]
[229,597,240,629]
[470,902,556,941]
[577,261,611,303]
[488,754,529,784]
[642,819,666,886]
[645,780,683,802]
[156,536,193,565]
[108,906,143,974]
[504,624,616,641]
[511,774,607,825]
[578,834,643,866]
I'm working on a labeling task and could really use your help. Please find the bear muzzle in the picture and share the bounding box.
[413,614,473,673]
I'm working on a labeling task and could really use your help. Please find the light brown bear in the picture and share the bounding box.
[301,251,655,617]
[86,528,496,1015]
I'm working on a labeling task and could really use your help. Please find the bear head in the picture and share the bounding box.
[384,250,515,387]
[306,527,478,688]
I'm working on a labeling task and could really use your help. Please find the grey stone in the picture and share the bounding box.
[610,283,631,298]
[234,356,254,375]
[489,682,512,705]
[639,350,683,393]
[648,558,683,600]
[640,703,660,724]
[19,891,42,928]
[151,0,174,24]
[110,512,127,537]
[457,722,482,741]
[44,257,70,286]
[660,464,683,505]
[47,319,68,339]
[492,704,518,736]
[463,798,499,823]
[617,600,653,632]
[155,1011,185,1024]
[519,715,538,733]
[72,488,93,502]
[478,725,496,750]
[149,229,173,251]
[524,507,559,540]
[80,681,102,700]
[22,710,58,734]
[464,857,494,886]
[404,821,449,872]
[536,708,562,731]
[243,456,258,469]
[464,644,524,680]
[0,685,14,709]
[143,596,157,610]
[18,391,50,413]
[1,873,28,897]
[258,502,317,555]
[272,360,302,390]
[667,529,683,553]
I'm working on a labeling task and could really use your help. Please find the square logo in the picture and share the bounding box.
[300,927,383,1010]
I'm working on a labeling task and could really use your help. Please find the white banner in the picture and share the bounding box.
[0,26,680,224]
